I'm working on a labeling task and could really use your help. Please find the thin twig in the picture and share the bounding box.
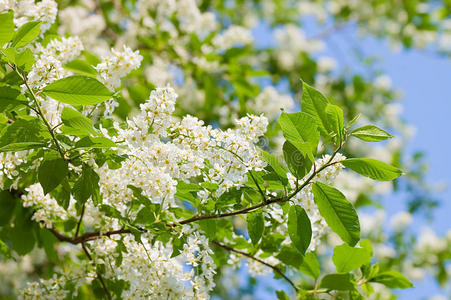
[212,240,298,291]
[81,243,112,300]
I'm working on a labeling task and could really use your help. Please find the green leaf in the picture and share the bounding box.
[0,118,49,152]
[0,190,16,226]
[342,158,402,181]
[15,48,35,72]
[11,21,41,48]
[247,209,264,245]
[275,290,290,300]
[72,164,101,205]
[370,271,413,289]
[283,141,312,180]
[61,107,99,137]
[299,252,320,279]
[10,207,36,255]
[38,154,69,194]
[0,239,13,260]
[325,104,344,142]
[278,112,319,160]
[43,75,113,105]
[312,182,360,246]
[333,243,371,273]
[276,246,303,268]
[288,205,311,255]
[75,136,116,149]
[300,81,329,136]
[0,12,14,46]
[351,125,393,142]
[0,86,28,112]
[261,150,288,185]
[64,59,98,77]
[320,273,354,290]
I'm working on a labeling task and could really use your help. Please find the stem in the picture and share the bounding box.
[12,65,67,160]
[81,243,112,300]
[212,240,298,291]
[75,203,85,238]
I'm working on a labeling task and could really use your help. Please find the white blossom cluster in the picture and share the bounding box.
[0,151,28,189]
[212,25,254,52]
[0,0,58,32]
[28,37,84,89]
[248,86,295,120]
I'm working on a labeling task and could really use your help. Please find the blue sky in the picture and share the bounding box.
[251,20,451,299]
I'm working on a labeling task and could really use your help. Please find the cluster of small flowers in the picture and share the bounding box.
[0,151,28,189]
[133,0,217,39]
[212,25,254,51]
[248,86,295,120]
[0,0,58,33]
[274,24,324,70]
[21,275,69,299]
[28,36,84,89]
[21,183,75,228]
[96,46,143,90]
[246,250,280,277]
[85,226,215,299]
[58,5,107,54]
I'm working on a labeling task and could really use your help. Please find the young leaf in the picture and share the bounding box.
[275,290,290,300]
[332,243,371,273]
[278,112,319,159]
[288,205,312,255]
[43,76,113,105]
[15,48,35,72]
[0,118,49,152]
[370,271,413,289]
[276,246,303,268]
[300,81,329,136]
[320,273,354,290]
[38,154,69,195]
[10,21,41,48]
[312,182,360,246]
[75,136,116,149]
[61,107,99,137]
[0,12,14,46]
[64,59,98,77]
[351,125,393,142]
[247,209,264,245]
[283,141,312,180]
[72,164,101,205]
[261,150,288,185]
[325,104,344,142]
[299,252,320,279]
[342,158,402,181]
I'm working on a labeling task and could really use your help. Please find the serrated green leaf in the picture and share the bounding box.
[38,154,69,195]
[75,136,116,149]
[299,252,320,279]
[64,59,98,77]
[325,103,344,142]
[72,164,101,205]
[276,245,303,268]
[0,86,28,112]
[15,48,35,72]
[11,21,41,48]
[312,182,360,246]
[300,81,329,136]
[342,158,402,181]
[0,12,14,46]
[351,125,393,142]
[61,107,99,137]
[333,243,371,273]
[370,271,413,289]
[261,150,288,185]
[43,75,113,105]
[0,118,49,152]
[278,111,319,160]
[247,209,264,245]
[283,141,312,180]
[288,205,311,255]
[320,273,354,290]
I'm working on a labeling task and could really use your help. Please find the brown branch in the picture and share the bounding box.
[212,240,298,292]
